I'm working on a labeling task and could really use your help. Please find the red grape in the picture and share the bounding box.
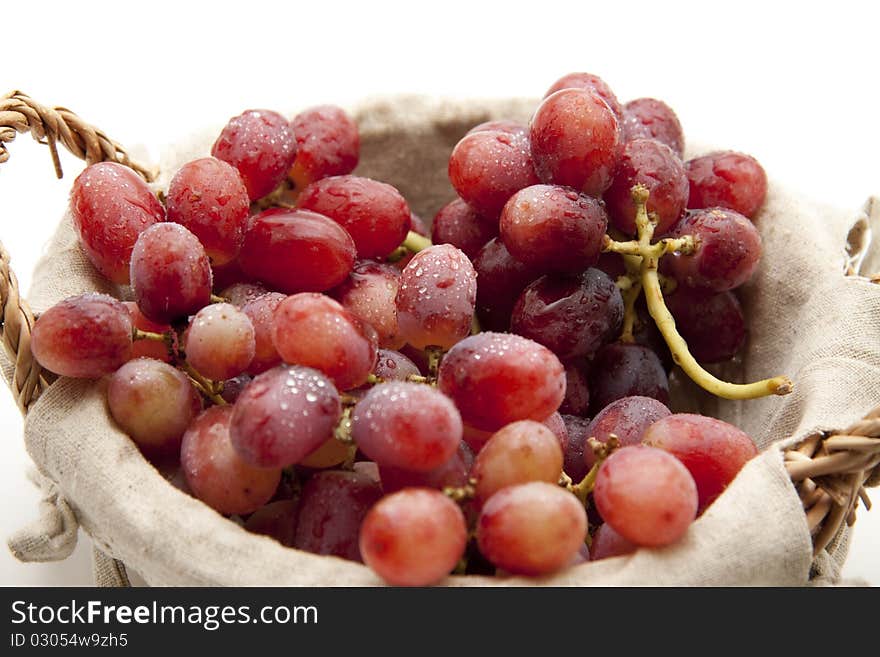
[184,303,255,381]
[589,343,670,413]
[584,395,671,468]
[642,413,758,513]
[431,198,498,259]
[229,365,341,468]
[165,157,250,265]
[329,260,403,350]
[240,292,285,375]
[108,358,201,456]
[352,382,462,472]
[471,420,563,503]
[297,175,411,259]
[664,286,746,363]
[590,523,637,560]
[408,212,430,237]
[477,482,587,576]
[621,98,685,156]
[272,293,378,390]
[379,441,474,495]
[685,151,768,218]
[542,411,569,450]
[181,406,282,516]
[238,208,356,293]
[560,360,590,416]
[396,244,477,350]
[125,302,174,363]
[211,109,297,200]
[31,293,132,378]
[594,445,697,547]
[561,414,591,482]
[499,184,608,274]
[130,223,213,324]
[448,129,539,217]
[666,208,762,292]
[244,499,299,547]
[360,488,467,586]
[530,88,621,197]
[289,105,360,188]
[293,470,383,562]
[604,138,689,236]
[437,332,565,432]
[472,237,540,332]
[544,72,623,116]
[372,349,420,382]
[510,269,624,361]
[466,119,528,137]
[69,162,164,284]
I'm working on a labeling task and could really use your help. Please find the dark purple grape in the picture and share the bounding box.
[584,395,671,468]
[589,344,670,414]
[510,269,624,361]
[664,286,747,363]
[561,414,591,482]
[559,360,590,416]
[431,198,498,259]
[472,237,541,332]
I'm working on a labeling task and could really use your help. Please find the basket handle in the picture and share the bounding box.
[0,91,153,414]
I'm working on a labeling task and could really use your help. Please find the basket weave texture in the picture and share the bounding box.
[1,92,879,586]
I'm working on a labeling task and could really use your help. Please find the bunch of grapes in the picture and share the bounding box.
[30,73,788,586]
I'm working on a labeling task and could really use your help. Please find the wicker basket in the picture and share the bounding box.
[2,91,879,586]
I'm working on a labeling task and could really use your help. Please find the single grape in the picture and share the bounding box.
[431,198,498,260]
[561,415,591,482]
[621,98,685,156]
[472,237,540,332]
[510,269,624,361]
[529,88,621,197]
[293,470,383,562]
[220,374,251,404]
[437,332,565,432]
[604,138,688,236]
[666,208,763,292]
[31,293,132,378]
[685,151,768,218]
[181,406,282,516]
[360,488,467,586]
[229,365,341,468]
[560,360,590,416]
[543,72,623,116]
[448,129,539,217]
[593,445,697,547]
[130,223,213,324]
[297,175,411,259]
[584,395,671,468]
[396,244,476,350]
[642,413,758,513]
[542,411,569,451]
[165,157,250,266]
[466,119,528,137]
[329,260,403,350]
[184,303,256,381]
[69,162,164,284]
[590,523,637,560]
[272,293,378,391]
[589,343,670,414]
[244,499,299,547]
[352,382,462,472]
[379,441,475,495]
[108,358,201,456]
[289,105,360,189]
[477,482,587,576]
[238,208,356,294]
[372,349,420,382]
[664,286,746,363]
[124,302,174,363]
[241,292,285,375]
[211,109,297,200]
[471,420,563,504]
[499,184,608,274]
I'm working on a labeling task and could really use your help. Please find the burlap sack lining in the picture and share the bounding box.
[10,96,880,586]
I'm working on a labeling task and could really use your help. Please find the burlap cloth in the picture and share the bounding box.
[5,97,880,586]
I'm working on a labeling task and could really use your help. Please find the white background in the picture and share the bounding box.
[1,0,878,586]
